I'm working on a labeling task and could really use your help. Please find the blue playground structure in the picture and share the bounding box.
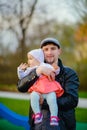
[0,103,30,130]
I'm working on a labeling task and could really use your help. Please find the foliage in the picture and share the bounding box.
[74,23,87,42]
[77,59,87,90]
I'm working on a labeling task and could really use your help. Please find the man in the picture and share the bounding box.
[17,37,79,130]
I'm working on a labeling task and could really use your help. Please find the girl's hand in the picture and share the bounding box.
[36,65,56,81]
[19,63,28,70]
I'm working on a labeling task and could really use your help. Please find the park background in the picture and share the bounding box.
[0,0,87,130]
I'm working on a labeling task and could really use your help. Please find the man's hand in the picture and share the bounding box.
[36,65,56,81]
[49,71,56,81]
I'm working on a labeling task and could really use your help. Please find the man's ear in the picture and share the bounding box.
[58,48,62,55]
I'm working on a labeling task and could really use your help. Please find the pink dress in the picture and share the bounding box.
[28,75,64,97]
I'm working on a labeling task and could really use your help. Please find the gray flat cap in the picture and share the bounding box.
[41,37,61,48]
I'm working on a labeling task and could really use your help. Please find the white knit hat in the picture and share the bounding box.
[28,49,44,63]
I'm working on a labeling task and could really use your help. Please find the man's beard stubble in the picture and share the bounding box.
[44,59,55,65]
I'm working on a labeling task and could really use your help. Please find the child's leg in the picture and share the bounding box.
[30,91,43,124]
[44,92,59,125]
[45,92,58,117]
[30,91,40,114]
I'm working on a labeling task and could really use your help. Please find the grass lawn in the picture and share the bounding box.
[0,119,24,130]
[76,108,87,123]
[0,97,87,123]
[0,98,30,116]
[79,91,87,98]
[0,96,87,130]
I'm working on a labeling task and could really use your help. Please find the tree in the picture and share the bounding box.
[66,0,87,23]
[0,0,38,60]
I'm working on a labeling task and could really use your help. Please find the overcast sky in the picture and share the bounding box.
[35,0,80,23]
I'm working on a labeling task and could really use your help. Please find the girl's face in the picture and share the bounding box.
[27,54,40,67]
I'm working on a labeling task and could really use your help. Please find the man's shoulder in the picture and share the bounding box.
[59,59,77,74]
[63,66,78,76]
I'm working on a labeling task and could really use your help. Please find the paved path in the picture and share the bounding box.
[0,91,87,108]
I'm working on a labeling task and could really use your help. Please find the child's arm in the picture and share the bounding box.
[52,63,60,75]
[17,63,37,79]
[17,63,29,79]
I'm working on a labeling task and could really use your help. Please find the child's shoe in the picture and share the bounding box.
[34,113,43,124]
[50,116,59,126]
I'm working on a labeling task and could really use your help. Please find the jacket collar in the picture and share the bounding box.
[58,58,64,76]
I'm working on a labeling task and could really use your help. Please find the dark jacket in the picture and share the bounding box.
[17,59,79,130]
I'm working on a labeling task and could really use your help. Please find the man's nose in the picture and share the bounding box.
[48,49,52,54]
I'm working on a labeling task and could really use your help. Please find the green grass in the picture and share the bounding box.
[0,119,24,130]
[76,122,87,130]
[0,97,87,123]
[0,98,30,116]
[76,108,87,122]
[79,91,87,98]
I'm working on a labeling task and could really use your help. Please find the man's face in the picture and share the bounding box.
[42,43,61,65]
